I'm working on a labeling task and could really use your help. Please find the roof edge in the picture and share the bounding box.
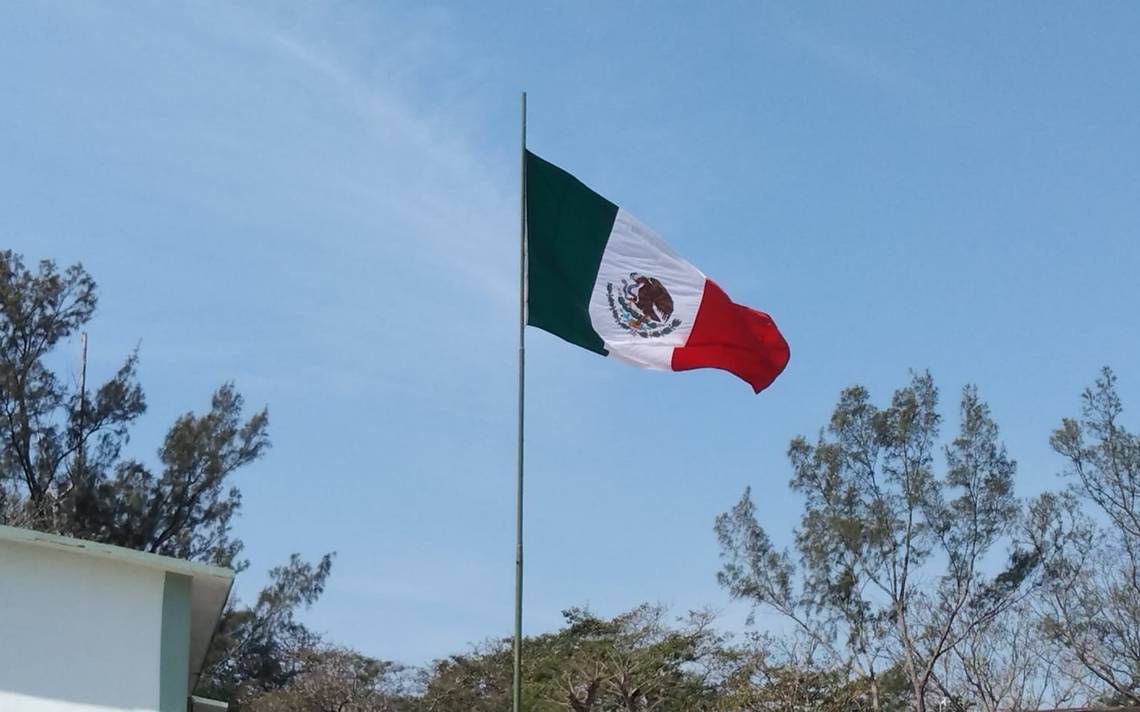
[0,524,234,582]
[190,573,235,694]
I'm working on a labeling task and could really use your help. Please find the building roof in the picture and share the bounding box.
[0,524,234,694]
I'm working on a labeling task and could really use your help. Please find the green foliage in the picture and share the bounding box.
[524,605,725,711]
[416,639,513,712]
[717,373,1038,712]
[78,383,269,569]
[240,644,415,712]
[715,634,912,711]
[1032,367,1140,704]
[413,605,888,712]
[0,250,268,569]
[199,554,336,704]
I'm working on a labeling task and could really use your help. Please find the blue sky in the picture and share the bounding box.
[3,2,1139,664]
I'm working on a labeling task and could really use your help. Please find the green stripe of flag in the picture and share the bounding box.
[525,150,616,355]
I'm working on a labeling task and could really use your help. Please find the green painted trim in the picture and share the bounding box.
[160,572,193,712]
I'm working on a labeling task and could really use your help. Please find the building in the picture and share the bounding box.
[0,524,234,712]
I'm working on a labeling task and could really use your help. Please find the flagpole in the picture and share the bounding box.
[512,90,527,712]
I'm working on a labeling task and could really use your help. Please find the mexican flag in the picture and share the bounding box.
[525,150,790,394]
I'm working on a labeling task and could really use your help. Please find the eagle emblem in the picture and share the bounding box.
[606,272,683,339]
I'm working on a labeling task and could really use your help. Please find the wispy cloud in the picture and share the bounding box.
[110,2,525,396]
[260,24,517,306]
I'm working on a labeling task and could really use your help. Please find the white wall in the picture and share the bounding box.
[0,539,165,712]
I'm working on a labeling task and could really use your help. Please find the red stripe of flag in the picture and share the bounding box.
[670,279,790,394]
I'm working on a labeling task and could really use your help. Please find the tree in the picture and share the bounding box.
[0,250,268,568]
[716,634,911,711]
[244,646,413,712]
[530,605,725,712]
[1032,368,1140,704]
[416,605,730,712]
[937,598,1084,712]
[0,251,336,705]
[416,638,514,712]
[716,373,1040,712]
[199,553,335,705]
